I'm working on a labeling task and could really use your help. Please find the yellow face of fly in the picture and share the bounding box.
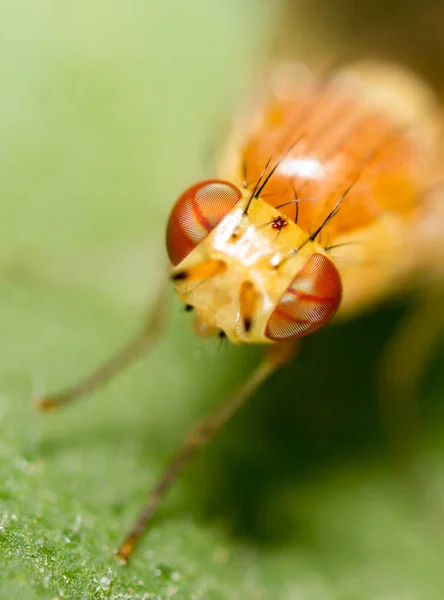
[167,187,342,344]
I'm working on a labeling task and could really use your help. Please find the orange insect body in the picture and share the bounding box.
[37,60,444,565]
[167,62,442,335]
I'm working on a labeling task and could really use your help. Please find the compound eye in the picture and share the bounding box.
[266,253,342,341]
[166,179,242,265]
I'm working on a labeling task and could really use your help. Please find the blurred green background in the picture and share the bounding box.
[1,1,444,598]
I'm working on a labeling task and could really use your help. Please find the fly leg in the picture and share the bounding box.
[35,270,171,411]
[115,341,296,564]
[378,288,444,509]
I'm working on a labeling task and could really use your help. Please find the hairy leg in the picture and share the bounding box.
[116,341,296,564]
[378,288,444,507]
[35,270,171,411]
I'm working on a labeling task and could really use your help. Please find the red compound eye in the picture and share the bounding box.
[166,179,242,265]
[266,253,342,341]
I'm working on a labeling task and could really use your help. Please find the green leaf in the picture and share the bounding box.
[2,1,444,598]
